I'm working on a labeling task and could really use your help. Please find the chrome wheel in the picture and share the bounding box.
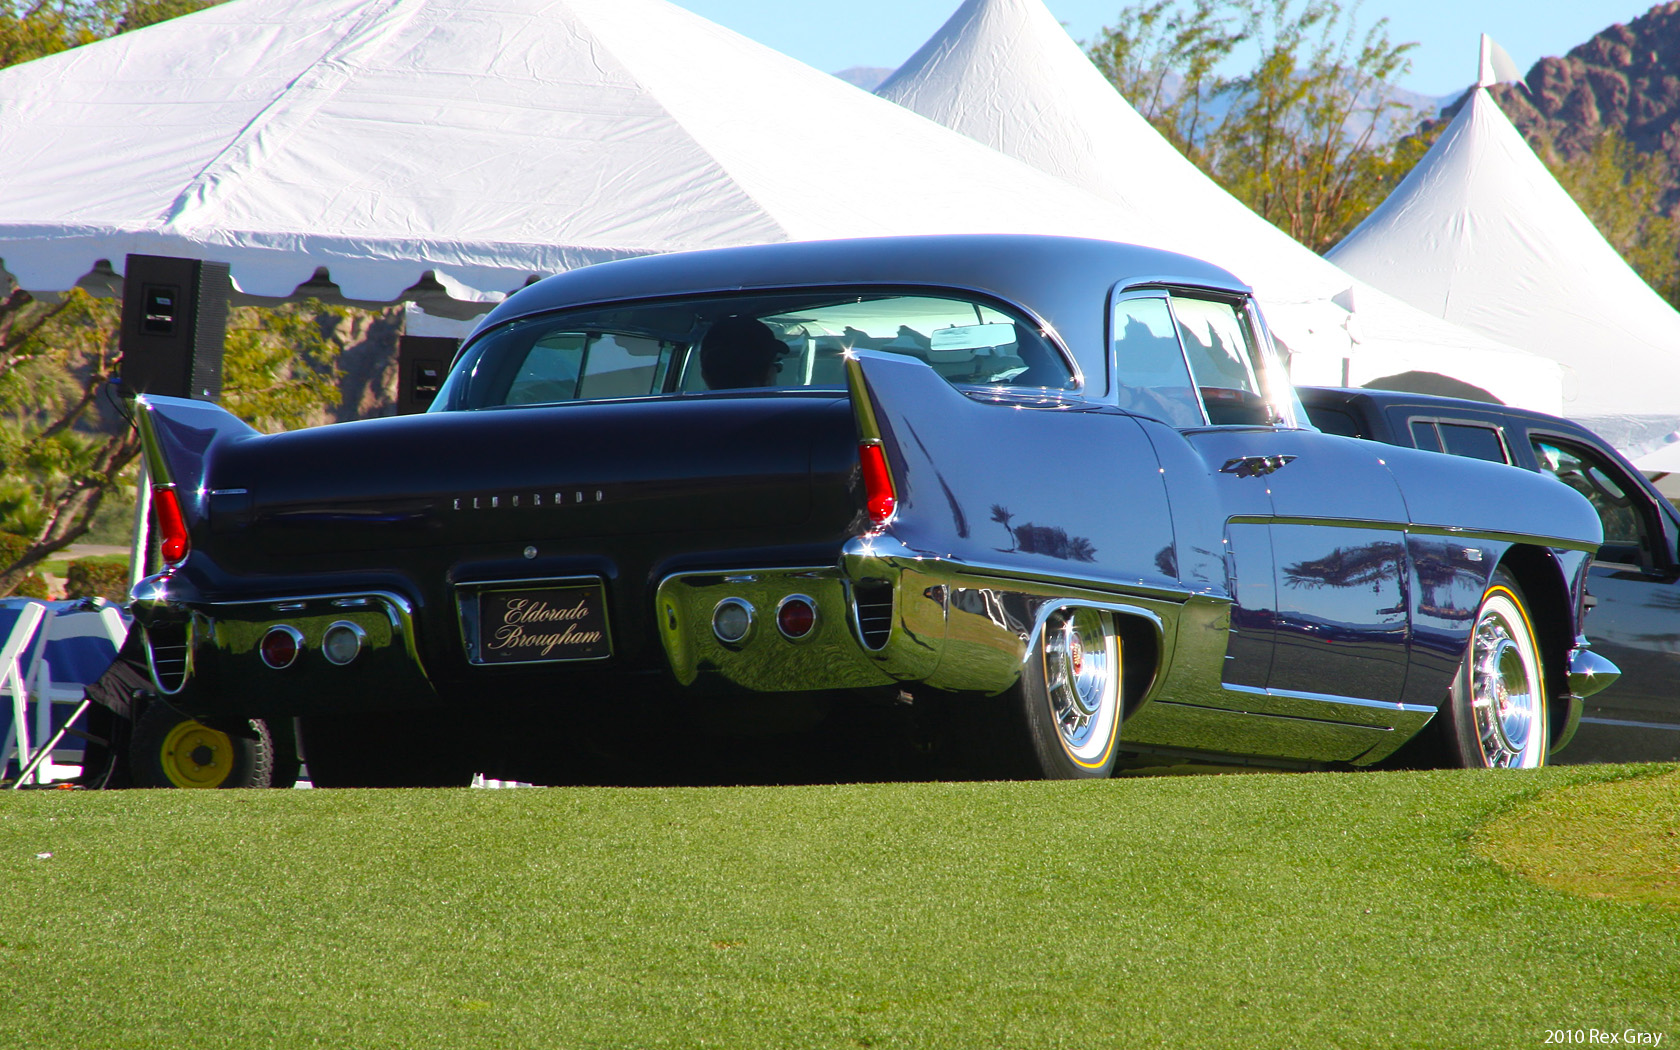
[1467,586,1546,768]
[1040,608,1120,770]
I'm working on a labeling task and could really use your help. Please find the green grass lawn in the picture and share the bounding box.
[2,766,1677,1049]
[38,552,128,578]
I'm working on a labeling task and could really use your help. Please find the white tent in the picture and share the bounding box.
[875,0,1565,412]
[1329,84,1680,461]
[0,0,1158,313]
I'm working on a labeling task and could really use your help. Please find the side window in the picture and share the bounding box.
[1409,420,1444,453]
[1438,422,1509,463]
[505,332,673,404]
[505,333,583,405]
[1533,439,1649,565]
[1111,297,1203,428]
[575,333,669,399]
[1407,419,1510,463]
[1168,295,1271,425]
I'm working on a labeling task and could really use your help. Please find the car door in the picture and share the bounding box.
[1530,434,1680,760]
[1112,290,1412,711]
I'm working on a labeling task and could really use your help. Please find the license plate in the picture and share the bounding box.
[465,582,611,664]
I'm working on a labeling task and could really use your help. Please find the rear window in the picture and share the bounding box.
[436,290,1074,410]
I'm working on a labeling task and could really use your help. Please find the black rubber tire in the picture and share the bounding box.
[1011,608,1122,779]
[1436,568,1549,769]
[299,712,475,788]
[267,717,302,790]
[129,701,275,788]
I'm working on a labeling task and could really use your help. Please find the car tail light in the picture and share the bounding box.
[321,621,367,666]
[776,595,817,639]
[259,626,303,669]
[153,485,190,564]
[859,441,896,526]
[712,599,754,646]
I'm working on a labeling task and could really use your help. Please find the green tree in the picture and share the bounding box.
[1540,128,1680,307]
[1087,0,1429,252]
[0,286,350,594]
[0,0,349,596]
[223,300,348,434]
[1086,0,1247,162]
[0,0,218,67]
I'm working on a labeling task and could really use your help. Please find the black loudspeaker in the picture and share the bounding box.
[119,254,230,401]
[397,335,458,414]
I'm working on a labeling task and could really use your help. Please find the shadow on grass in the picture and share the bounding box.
[1471,766,1680,912]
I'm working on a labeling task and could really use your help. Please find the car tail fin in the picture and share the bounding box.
[845,353,899,528]
[132,393,258,530]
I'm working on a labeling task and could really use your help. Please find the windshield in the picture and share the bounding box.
[434,290,1075,410]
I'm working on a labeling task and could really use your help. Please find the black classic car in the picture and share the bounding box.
[1301,385,1679,763]
[127,235,1617,785]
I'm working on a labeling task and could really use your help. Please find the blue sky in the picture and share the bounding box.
[671,1,1653,99]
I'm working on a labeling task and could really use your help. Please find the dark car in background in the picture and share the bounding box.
[1301,385,1678,763]
[122,235,1614,786]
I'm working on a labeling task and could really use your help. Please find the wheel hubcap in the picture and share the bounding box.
[1469,592,1542,768]
[159,719,236,788]
[1043,609,1118,766]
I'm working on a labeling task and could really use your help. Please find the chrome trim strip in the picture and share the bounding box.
[203,588,416,617]
[1223,683,1437,717]
[841,532,1203,605]
[1398,522,1599,553]
[452,574,612,589]
[1148,699,1398,730]
[1221,513,1598,554]
[165,588,424,684]
[1578,717,1680,732]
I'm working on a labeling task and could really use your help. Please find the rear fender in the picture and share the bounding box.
[134,394,259,525]
[840,350,1176,589]
[840,350,1178,694]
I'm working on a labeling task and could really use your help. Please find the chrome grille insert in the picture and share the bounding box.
[851,580,894,650]
[144,622,191,695]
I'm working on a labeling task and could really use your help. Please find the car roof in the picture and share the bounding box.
[469,235,1250,394]
[1298,384,1601,439]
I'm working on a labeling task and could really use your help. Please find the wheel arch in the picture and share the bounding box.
[1112,611,1161,720]
[1023,602,1161,720]
[1495,544,1575,736]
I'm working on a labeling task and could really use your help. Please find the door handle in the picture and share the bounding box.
[1220,455,1296,478]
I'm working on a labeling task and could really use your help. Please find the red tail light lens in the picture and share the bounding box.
[859,442,896,526]
[775,596,817,639]
[259,626,303,669]
[153,485,190,564]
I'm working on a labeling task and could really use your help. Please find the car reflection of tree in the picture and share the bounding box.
[1154,544,1177,577]
[1280,543,1404,593]
[1410,540,1482,624]
[990,504,1097,562]
[1284,541,1477,623]
[949,587,1025,636]
[1277,544,1409,647]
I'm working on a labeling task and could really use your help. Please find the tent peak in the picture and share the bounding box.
[1477,34,1526,91]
